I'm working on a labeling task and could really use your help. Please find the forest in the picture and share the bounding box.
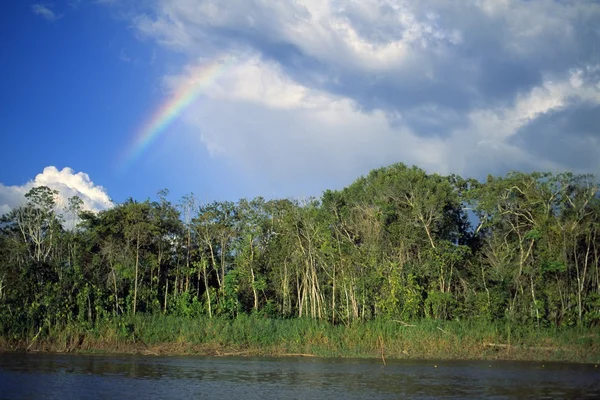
[1,163,599,347]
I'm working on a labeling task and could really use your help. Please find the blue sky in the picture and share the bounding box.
[1,0,600,213]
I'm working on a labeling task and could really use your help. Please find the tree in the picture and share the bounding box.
[123,200,156,315]
[14,186,61,264]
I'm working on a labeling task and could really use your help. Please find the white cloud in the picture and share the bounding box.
[467,68,600,144]
[134,0,461,73]
[105,0,600,194]
[31,4,61,21]
[442,66,600,176]
[165,56,325,110]
[161,53,600,190]
[161,55,447,192]
[0,166,113,217]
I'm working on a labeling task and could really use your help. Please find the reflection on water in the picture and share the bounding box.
[0,353,599,399]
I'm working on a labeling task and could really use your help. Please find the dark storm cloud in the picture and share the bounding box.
[151,0,600,139]
[511,102,600,172]
[127,0,600,181]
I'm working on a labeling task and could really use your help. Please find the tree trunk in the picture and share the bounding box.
[331,264,336,324]
[164,278,168,313]
[203,261,212,318]
[133,237,139,315]
[112,267,119,315]
[250,241,258,312]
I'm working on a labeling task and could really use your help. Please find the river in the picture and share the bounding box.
[0,353,598,399]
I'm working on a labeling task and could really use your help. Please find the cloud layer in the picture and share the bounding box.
[0,166,113,216]
[31,4,61,21]
[124,0,600,191]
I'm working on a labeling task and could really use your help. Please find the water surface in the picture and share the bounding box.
[1,353,598,399]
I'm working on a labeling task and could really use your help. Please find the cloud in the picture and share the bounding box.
[0,166,113,216]
[31,4,61,21]
[165,55,448,194]
[133,1,599,107]
[510,103,600,173]
[113,0,600,192]
[119,49,133,63]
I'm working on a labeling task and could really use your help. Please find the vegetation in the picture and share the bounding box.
[1,163,599,361]
[2,315,597,363]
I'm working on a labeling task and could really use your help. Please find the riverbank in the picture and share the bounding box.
[1,316,598,363]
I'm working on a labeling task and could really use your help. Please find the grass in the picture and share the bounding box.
[1,315,599,363]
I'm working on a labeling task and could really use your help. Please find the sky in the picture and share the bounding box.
[1,0,600,214]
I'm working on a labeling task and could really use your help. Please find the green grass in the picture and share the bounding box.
[2,315,599,363]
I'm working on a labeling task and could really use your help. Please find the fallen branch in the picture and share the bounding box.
[392,320,415,327]
[484,343,511,348]
[26,326,43,352]
[217,350,258,356]
[281,353,317,357]
[484,343,558,351]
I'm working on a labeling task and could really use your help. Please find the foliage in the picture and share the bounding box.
[1,165,600,345]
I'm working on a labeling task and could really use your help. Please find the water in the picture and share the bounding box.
[0,353,598,399]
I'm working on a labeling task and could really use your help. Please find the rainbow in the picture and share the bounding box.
[119,55,236,169]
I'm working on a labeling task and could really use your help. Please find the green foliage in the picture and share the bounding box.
[583,293,600,326]
[424,291,456,320]
[1,164,600,348]
[219,270,241,318]
[172,291,204,318]
[542,260,566,275]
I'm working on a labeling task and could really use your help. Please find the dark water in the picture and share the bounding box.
[0,353,599,399]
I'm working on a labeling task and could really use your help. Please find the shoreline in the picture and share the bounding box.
[2,338,597,364]
[2,316,598,364]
